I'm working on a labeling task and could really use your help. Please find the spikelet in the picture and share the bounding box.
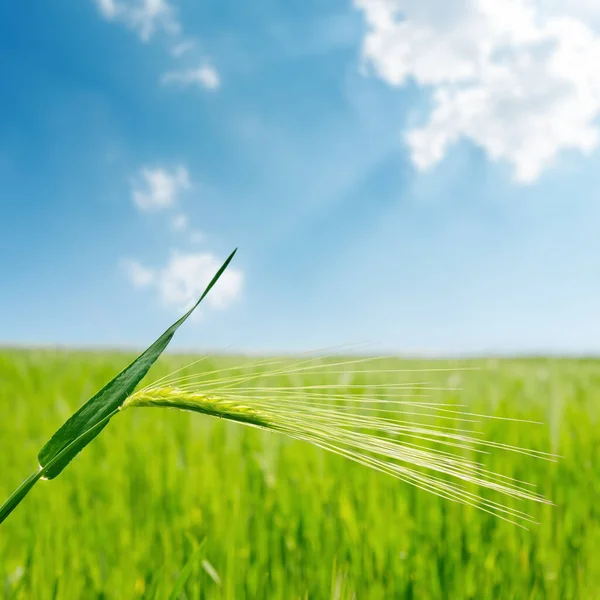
[123,352,555,527]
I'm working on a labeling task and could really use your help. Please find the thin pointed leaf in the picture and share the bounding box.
[168,539,207,600]
[37,248,237,479]
[0,471,43,525]
[0,407,121,525]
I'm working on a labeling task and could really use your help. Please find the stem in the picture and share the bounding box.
[0,470,43,525]
[0,408,121,526]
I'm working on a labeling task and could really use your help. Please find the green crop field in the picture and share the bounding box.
[0,349,599,599]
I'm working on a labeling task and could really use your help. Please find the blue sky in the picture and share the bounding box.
[1,0,599,355]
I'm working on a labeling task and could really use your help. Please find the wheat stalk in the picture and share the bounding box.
[120,354,555,527]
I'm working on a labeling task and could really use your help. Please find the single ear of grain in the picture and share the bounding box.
[125,356,556,528]
[124,387,271,429]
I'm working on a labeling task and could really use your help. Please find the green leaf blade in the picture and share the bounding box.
[37,248,237,479]
[37,334,174,478]
[0,471,43,526]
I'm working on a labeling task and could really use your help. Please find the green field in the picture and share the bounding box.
[0,349,599,599]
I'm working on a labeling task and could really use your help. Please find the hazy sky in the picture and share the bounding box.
[1,0,599,355]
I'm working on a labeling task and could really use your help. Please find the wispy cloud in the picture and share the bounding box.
[94,0,179,41]
[171,213,189,232]
[120,258,155,288]
[122,251,243,311]
[96,0,119,19]
[94,0,221,95]
[189,230,204,244]
[131,165,190,211]
[356,0,600,182]
[170,39,196,57]
[161,64,221,90]
[123,164,228,308]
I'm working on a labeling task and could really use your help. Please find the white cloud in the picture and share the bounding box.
[189,230,204,244]
[121,258,155,287]
[94,1,222,98]
[170,40,196,57]
[131,165,190,211]
[124,251,243,311]
[355,0,600,182]
[96,0,119,19]
[94,0,179,41]
[171,213,189,232]
[161,65,221,90]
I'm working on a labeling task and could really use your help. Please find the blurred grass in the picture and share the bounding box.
[0,349,599,599]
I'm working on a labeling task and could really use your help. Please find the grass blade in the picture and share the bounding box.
[168,539,207,600]
[0,248,237,525]
[38,248,237,478]
[0,408,120,525]
[0,471,43,525]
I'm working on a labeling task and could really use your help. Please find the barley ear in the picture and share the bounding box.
[0,248,238,526]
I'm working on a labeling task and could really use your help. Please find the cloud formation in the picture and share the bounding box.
[161,65,221,90]
[95,0,179,41]
[356,0,600,182]
[170,40,195,57]
[123,251,243,311]
[120,258,155,287]
[94,1,221,94]
[131,165,190,211]
[171,213,189,232]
